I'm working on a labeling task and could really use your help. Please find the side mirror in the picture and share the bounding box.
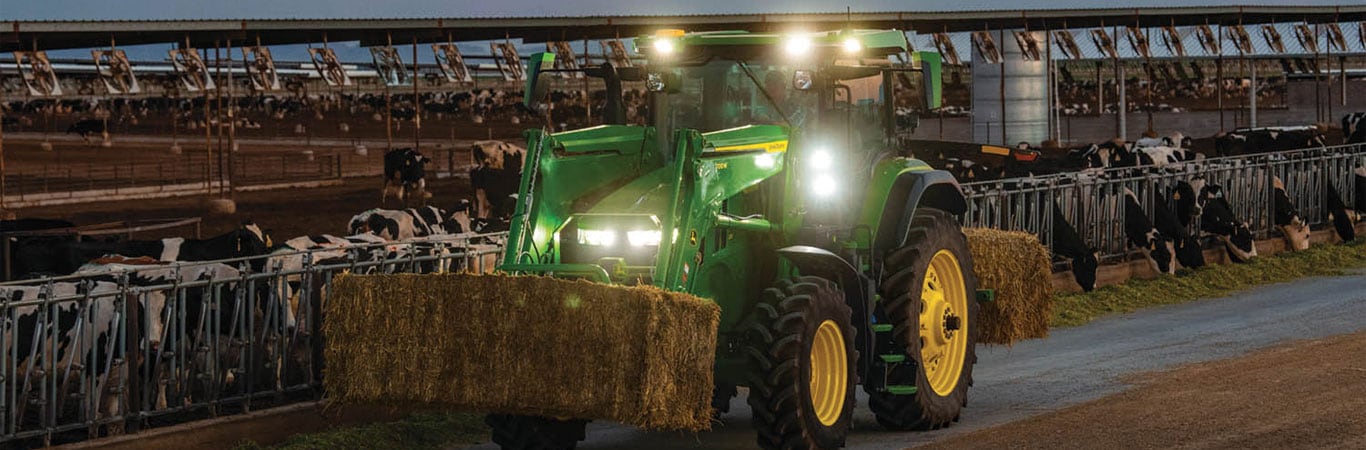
[646,71,680,93]
[617,67,646,82]
[523,52,556,109]
[792,70,814,90]
[915,51,943,110]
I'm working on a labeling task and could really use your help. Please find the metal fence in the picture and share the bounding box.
[961,144,1366,264]
[0,152,343,201]
[0,232,504,446]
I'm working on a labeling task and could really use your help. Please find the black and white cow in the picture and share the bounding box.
[1342,113,1366,144]
[11,222,271,277]
[347,201,478,241]
[74,260,249,410]
[1172,179,1204,227]
[66,119,107,142]
[1213,126,1327,157]
[471,140,526,223]
[1356,166,1366,213]
[1122,189,1176,275]
[1326,182,1359,243]
[1051,203,1099,292]
[1198,184,1258,263]
[1153,187,1205,269]
[381,148,431,205]
[1,281,123,428]
[1271,176,1311,251]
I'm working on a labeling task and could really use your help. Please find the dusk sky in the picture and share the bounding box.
[2,0,1352,21]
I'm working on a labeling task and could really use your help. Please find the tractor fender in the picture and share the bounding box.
[871,169,966,262]
[777,245,874,378]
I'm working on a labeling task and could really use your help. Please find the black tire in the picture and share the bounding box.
[868,208,979,431]
[485,414,588,450]
[744,276,858,450]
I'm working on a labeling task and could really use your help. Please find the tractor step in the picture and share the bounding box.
[871,323,893,333]
[878,354,906,363]
[885,385,918,395]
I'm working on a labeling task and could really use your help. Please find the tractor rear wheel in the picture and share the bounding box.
[744,276,858,450]
[485,414,587,450]
[868,208,979,431]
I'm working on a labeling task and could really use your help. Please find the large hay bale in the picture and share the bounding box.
[963,228,1054,345]
[324,274,719,431]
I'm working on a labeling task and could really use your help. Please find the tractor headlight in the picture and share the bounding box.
[626,230,662,247]
[809,149,834,170]
[842,37,862,53]
[812,174,838,197]
[577,229,617,247]
[784,35,813,57]
[652,39,675,55]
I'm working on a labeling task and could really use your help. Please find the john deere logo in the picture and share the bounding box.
[688,230,698,246]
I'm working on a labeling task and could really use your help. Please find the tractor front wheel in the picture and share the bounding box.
[868,208,979,431]
[485,414,587,450]
[744,276,858,450]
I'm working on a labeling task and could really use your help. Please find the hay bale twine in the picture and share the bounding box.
[354,144,368,156]
[301,150,315,161]
[204,198,237,215]
[39,142,53,152]
[963,228,1054,345]
[325,274,719,431]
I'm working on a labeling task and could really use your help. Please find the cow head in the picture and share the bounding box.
[1225,222,1258,262]
[1175,236,1206,269]
[1072,250,1099,292]
[1141,229,1177,275]
[236,221,273,261]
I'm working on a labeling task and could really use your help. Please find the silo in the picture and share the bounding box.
[972,29,1050,146]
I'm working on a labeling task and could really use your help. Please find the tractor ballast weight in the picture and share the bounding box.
[502,29,978,449]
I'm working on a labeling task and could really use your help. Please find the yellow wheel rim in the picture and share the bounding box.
[809,319,848,426]
[920,249,969,397]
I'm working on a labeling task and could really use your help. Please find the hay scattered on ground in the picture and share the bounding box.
[964,228,1055,345]
[323,274,719,431]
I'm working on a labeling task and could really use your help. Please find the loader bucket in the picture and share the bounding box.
[323,273,719,431]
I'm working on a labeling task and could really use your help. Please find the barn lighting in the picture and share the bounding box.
[785,35,813,56]
[842,37,862,53]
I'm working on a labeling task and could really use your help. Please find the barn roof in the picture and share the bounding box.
[5,6,1366,52]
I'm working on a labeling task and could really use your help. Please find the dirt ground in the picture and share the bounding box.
[16,176,475,242]
[924,331,1366,450]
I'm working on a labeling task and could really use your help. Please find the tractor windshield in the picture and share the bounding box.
[652,59,817,135]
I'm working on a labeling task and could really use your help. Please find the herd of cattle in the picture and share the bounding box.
[955,118,1366,291]
[0,142,527,436]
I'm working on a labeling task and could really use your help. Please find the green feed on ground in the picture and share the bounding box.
[232,412,488,450]
[1052,240,1366,328]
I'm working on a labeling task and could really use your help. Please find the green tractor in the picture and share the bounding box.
[495,29,979,449]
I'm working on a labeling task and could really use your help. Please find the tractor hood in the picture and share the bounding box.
[502,123,789,285]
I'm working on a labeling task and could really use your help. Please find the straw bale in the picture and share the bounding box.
[324,273,719,431]
[963,228,1054,345]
